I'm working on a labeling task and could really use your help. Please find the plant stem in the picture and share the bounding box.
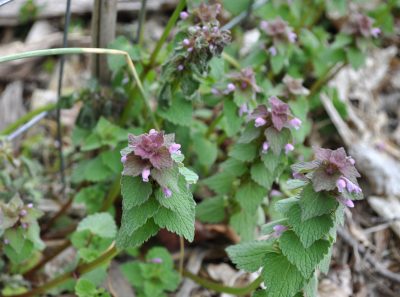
[100,176,121,211]
[9,243,119,297]
[183,270,263,295]
[222,52,241,70]
[120,0,186,124]
[308,63,346,97]
[206,112,224,138]
[147,0,186,68]
[0,103,56,136]
[136,0,148,45]
[179,236,184,277]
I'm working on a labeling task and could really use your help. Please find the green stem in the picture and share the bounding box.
[120,0,186,125]
[100,176,121,211]
[206,113,224,138]
[147,0,186,68]
[0,103,56,136]
[183,270,263,295]
[308,63,346,97]
[222,52,241,70]
[9,244,119,297]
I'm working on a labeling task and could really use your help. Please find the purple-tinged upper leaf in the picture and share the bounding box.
[269,96,289,131]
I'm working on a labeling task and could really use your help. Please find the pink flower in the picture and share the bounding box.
[151,257,163,263]
[121,155,127,163]
[3,239,9,245]
[371,27,381,38]
[336,177,346,193]
[20,209,27,217]
[182,39,191,46]
[177,64,184,71]
[21,223,28,229]
[262,142,269,153]
[27,203,33,208]
[239,104,249,116]
[348,157,355,165]
[344,199,354,208]
[268,46,277,56]
[285,143,294,154]
[255,117,267,127]
[142,168,151,182]
[288,31,297,43]
[163,187,172,198]
[273,224,287,237]
[187,47,193,52]
[289,118,302,130]
[270,189,282,197]
[226,83,236,93]
[180,11,189,20]
[169,143,181,154]
[292,171,305,180]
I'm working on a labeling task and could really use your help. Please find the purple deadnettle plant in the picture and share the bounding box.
[291,146,362,207]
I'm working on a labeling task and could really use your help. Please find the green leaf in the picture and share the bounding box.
[153,206,195,242]
[265,127,291,155]
[250,163,274,190]
[238,123,261,144]
[120,262,144,288]
[271,54,286,74]
[318,245,333,274]
[260,219,288,235]
[229,143,258,162]
[220,158,247,177]
[280,231,330,278]
[75,279,97,297]
[121,176,153,209]
[226,240,276,272]
[288,204,334,248]
[145,247,175,269]
[203,171,236,195]
[223,100,242,137]
[154,179,195,214]
[193,135,218,167]
[230,211,257,242]
[346,48,366,69]
[299,184,338,220]
[196,196,226,223]
[235,181,266,213]
[80,157,114,182]
[274,197,299,214]
[304,272,318,297]
[108,36,141,72]
[179,167,199,185]
[223,0,250,15]
[116,219,160,248]
[120,198,160,235]
[4,239,34,264]
[75,185,106,214]
[158,94,193,126]
[262,252,304,297]
[100,150,123,174]
[77,213,117,238]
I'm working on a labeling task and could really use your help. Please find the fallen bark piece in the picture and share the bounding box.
[0,81,25,131]
[368,196,400,239]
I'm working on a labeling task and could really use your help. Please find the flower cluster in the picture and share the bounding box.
[176,4,231,72]
[247,96,300,155]
[121,130,181,197]
[260,17,297,55]
[342,13,380,38]
[0,195,40,243]
[291,147,362,207]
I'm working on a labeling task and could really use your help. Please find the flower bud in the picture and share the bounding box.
[273,224,287,237]
[163,187,172,198]
[255,117,267,127]
[344,199,354,208]
[27,203,33,208]
[142,168,151,182]
[288,31,297,43]
[268,46,277,56]
[121,155,127,163]
[262,142,269,153]
[20,209,27,217]
[226,83,236,93]
[169,143,181,154]
[151,257,163,263]
[371,27,381,38]
[289,118,302,130]
[180,11,189,20]
[177,64,184,71]
[336,177,346,193]
[285,143,294,154]
[239,104,249,116]
[182,39,191,46]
